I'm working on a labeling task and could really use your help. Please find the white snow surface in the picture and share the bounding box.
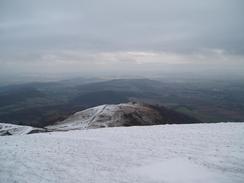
[0,123,45,136]
[47,104,109,130]
[0,122,244,183]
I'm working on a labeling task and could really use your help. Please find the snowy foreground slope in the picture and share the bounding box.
[0,123,244,183]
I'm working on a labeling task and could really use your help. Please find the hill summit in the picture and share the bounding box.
[47,102,201,131]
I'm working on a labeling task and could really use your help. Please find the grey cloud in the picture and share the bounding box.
[0,0,243,76]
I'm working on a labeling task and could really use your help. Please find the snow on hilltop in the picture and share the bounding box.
[46,102,200,131]
[0,123,244,183]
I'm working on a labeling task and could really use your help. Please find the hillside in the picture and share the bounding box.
[47,102,201,131]
[0,103,201,135]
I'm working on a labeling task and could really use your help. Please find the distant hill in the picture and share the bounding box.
[47,102,201,131]
[0,102,201,135]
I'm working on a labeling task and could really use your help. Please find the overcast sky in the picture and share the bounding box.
[0,0,243,77]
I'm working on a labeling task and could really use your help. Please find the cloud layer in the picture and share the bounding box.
[0,0,243,75]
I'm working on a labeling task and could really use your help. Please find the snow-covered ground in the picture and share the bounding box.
[0,123,244,183]
[0,123,45,136]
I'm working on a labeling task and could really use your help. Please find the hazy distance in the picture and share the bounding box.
[0,0,244,83]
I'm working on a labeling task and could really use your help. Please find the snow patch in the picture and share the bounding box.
[0,123,45,136]
[46,103,149,131]
[131,158,228,183]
